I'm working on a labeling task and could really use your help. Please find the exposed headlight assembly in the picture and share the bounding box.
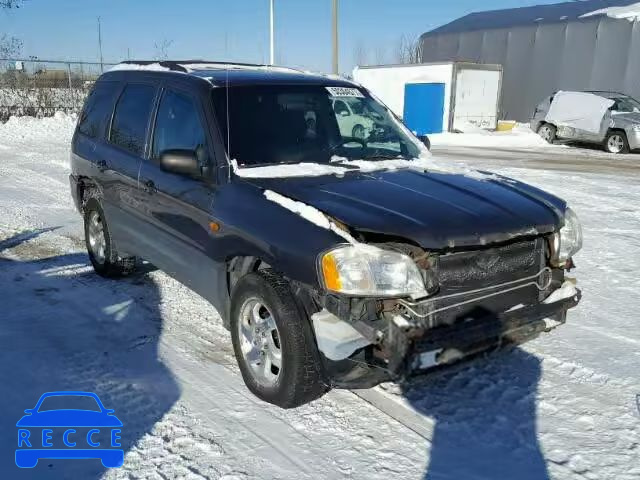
[552,207,583,265]
[320,244,428,298]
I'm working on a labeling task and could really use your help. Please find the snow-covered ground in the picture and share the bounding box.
[429,123,555,149]
[1,115,639,479]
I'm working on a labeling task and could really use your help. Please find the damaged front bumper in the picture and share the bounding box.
[314,278,581,390]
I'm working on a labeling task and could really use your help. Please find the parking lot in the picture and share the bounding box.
[1,114,639,479]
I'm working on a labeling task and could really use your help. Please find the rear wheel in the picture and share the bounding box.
[604,131,629,154]
[230,270,326,408]
[83,198,137,277]
[537,123,556,143]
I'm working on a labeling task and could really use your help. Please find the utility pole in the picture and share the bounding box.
[269,0,275,65]
[332,0,338,74]
[97,16,104,72]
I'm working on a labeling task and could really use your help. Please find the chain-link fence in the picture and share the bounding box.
[0,58,116,121]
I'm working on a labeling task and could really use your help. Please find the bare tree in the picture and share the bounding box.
[0,34,21,58]
[374,46,386,65]
[153,39,174,60]
[1,0,24,8]
[353,41,369,67]
[395,34,423,64]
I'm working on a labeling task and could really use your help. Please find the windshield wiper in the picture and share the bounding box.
[359,154,413,161]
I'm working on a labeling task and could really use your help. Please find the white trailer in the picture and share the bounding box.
[353,62,503,133]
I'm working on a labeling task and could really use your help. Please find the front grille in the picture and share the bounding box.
[417,238,546,329]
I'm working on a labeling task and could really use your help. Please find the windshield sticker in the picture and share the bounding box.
[326,87,364,98]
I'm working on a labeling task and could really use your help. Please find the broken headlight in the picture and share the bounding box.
[553,207,583,264]
[319,244,427,298]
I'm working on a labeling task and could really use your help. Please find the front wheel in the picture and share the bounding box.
[604,131,629,154]
[537,123,556,143]
[230,270,326,408]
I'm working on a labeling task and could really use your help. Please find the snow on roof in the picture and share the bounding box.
[581,1,640,20]
[108,62,172,73]
[108,61,319,77]
[428,0,639,35]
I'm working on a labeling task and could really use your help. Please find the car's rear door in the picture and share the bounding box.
[101,82,158,255]
[137,84,225,307]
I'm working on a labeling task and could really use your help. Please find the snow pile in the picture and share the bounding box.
[0,111,77,144]
[264,189,358,244]
[430,124,553,149]
[581,2,640,20]
[545,91,614,134]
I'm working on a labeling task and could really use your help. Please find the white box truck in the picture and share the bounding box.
[353,62,503,134]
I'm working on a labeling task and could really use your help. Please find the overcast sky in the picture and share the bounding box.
[1,0,563,73]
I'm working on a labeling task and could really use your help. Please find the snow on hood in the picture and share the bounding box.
[581,2,640,20]
[231,155,496,181]
[263,190,358,244]
[545,91,614,134]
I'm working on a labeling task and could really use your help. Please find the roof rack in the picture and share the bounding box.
[117,60,304,74]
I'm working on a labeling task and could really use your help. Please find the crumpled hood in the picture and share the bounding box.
[244,169,566,249]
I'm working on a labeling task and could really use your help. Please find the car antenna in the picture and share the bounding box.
[226,64,231,180]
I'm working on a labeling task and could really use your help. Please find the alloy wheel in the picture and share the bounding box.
[607,134,625,153]
[87,210,106,264]
[237,298,282,386]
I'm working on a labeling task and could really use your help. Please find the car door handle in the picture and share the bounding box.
[142,179,157,194]
[96,160,108,172]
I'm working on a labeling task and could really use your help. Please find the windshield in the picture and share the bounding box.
[37,395,101,412]
[212,85,421,167]
[611,95,640,113]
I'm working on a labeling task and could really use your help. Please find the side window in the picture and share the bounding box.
[333,100,350,116]
[110,84,156,156]
[77,81,118,139]
[152,89,208,164]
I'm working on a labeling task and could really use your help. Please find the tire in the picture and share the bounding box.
[230,270,326,408]
[604,130,629,154]
[537,123,556,143]
[83,198,137,278]
[352,124,365,140]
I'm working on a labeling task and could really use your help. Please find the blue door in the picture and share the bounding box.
[403,83,445,135]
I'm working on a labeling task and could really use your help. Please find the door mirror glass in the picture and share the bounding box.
[159,149,201,177]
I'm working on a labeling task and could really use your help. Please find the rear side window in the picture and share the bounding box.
[152,89,208,163]
[77,81,118,139]
[110,84,156,156]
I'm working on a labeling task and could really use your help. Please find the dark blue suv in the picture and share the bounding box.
[70,60,582,408]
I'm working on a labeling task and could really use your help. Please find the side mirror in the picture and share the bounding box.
[159,149,201,177]
[24,409,34,414]
[418,135,431,150]
[339,110,350,117]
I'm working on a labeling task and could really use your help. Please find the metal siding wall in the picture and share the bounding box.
[499,26,537,120]
[590,18,633,92]
[527,23,567,120]
[435,34,461,61]
[558,21,599,92]
[623,22,640,96]
[457,30,485,62]
[421,18,640,122]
